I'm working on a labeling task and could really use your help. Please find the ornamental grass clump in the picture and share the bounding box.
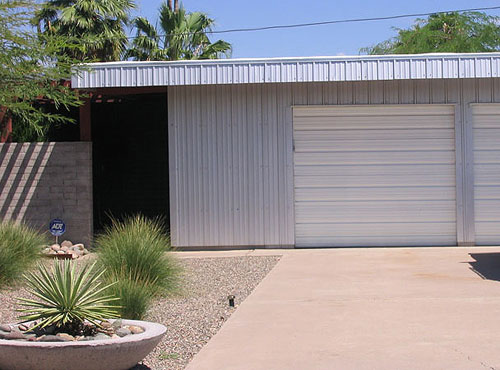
[17,260,120,335]
[0,221,47,288]
[106,272,155,320]
[95,215,180,319]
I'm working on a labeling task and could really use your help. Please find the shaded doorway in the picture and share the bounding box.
[91,93,169,233]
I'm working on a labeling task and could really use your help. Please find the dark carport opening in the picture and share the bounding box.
[89,90,170,234]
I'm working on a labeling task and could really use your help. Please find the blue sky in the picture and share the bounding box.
[133,0,500,58]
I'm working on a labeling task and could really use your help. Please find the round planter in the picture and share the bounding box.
[0,319,166,370]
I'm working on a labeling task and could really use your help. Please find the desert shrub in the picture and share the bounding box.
[0,221,47,288]
[18,260,120,334]
[95,215,180,319]
[106,272,154,320]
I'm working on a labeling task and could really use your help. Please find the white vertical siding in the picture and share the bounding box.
[168,78,500,247]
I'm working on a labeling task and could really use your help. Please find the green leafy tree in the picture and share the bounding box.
[362,12,500,55]
[0,0,83,141]
[35,0,136,62]
[126,1,231,61]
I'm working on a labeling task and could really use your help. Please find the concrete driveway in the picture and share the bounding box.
[186,247,500,370]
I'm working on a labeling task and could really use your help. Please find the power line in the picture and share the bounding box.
[129,5,500,39]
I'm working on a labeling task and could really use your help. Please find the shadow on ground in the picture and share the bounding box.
[129,364,151,370]
[469,253,500,282]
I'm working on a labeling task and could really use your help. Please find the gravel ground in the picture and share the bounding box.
[0,255,281,370]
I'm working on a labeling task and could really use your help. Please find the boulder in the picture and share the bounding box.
[128,326,145,334]
[50,244,61,252]
[56,333,75,341]
[72,244,85,251]
[60,240,73,248]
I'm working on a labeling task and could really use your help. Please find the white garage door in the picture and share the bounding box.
[293,105,457,247]
[472,104,500,245]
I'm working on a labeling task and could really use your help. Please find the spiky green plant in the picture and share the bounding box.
[17,260,120,331]
[0,221,47,288]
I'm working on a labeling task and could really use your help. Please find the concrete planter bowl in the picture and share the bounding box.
[0,319,166,370]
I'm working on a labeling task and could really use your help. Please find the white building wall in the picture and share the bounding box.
[168,78,500,248]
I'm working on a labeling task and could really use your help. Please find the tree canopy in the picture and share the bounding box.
[362,12,500,55]
[34,0,136,62]
[126,1,231,61]
[0,0,83,141]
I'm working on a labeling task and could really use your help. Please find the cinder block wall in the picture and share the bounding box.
[0,142,93,247]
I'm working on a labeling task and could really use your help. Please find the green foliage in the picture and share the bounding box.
[362,12,500,55]
[0,0,84,141]
[106,273,154,319]
[95,215,180,319]
[35,0,136,62]
[17,260,120,331]
[0,221,47,288]
[126,2,231,61]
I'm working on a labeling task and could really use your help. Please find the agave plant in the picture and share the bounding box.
[17,260,120,331]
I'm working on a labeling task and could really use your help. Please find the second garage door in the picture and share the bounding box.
[293,105,457,247]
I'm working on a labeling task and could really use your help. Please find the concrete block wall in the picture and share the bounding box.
[0,142,93,247]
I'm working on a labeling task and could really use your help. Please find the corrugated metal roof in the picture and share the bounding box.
[72,53,500,89]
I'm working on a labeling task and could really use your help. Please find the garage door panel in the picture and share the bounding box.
[296,235,457,247]
[475,187,500,200]
[474,150,500,164]
[473,129,500,149]
[474,164,500,185]
[295,129,454,141]
[294,105,454,117]
[294,116,454,130]
[295,138,455,152]
[295,151,455,165]
[295,186,456,201]
[294,164,453,177]
[295,174,455,187]
[296,222,456,237]
[475,200,500,221]
[473,104,500,245]
[296,201,456,223]
[294,105,457,247]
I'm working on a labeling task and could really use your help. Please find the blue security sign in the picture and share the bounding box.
[49,219,66,236]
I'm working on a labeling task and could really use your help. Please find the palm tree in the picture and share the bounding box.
[35,0,136,62]
[126,2,231,61]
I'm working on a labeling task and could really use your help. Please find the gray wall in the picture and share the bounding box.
[0,142,93,246]
[168,78,500,248]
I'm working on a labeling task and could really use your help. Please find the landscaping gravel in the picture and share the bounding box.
[0,254,281,370]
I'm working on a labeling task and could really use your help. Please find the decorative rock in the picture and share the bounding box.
[100,321,112,329]
[111,334,120,339]
[94,333,112,340]
[61,240,73,248]
[71,248,83,256]
[61,246,69,252]
[0,325,11,332]
[72,243,85,251]
[18,324,28,332]
[38,335,68,342]
[115,328,131,337]
[0,331,26,340]
[50,244,61,251]
[82,248,90,255]
[49,250,57,255]
[57,250,66,254]
[111,319,122,330]
[43,247,50,254]
[128,326,144,335]
[56,333,75,341]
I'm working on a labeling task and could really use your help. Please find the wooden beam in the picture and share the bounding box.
[79,98,91,141]
[79,86,167,97]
